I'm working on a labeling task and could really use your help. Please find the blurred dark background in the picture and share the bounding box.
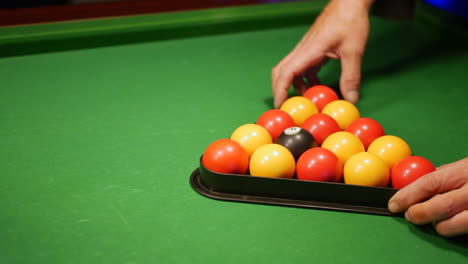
[0,0,466,27]
[1,0,467,16]
[0,0,123,8]
[0,0,292,26]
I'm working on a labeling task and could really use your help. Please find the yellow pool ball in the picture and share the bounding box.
[344,152,390,187]
[230,124,272,157]
[321,131,365,165]
[280,96,318,126]
[367,135,412,169]
[321,100,360,130]
[249,144,295,178]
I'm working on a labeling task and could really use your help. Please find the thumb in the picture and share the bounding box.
[340,53,362,104]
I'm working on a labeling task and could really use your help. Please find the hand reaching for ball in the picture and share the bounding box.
[272,0,375,108]
[388,157,468,237]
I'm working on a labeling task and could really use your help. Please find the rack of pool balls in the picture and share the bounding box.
[202,85,436,189]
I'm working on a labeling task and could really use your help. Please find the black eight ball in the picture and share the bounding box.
[275,127,315,160]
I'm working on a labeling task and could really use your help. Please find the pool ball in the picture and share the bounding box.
[303,85,339,111]
[321,100,360,130]
[275,127,315,160]
[230,124,272,157]
[256,109,296,141]
[280,96,318,126]
[249,144,295,178]
[202,139,249,174]
[391,156,436,189]
[367,135,411,169]
[345,117,385,149]
[296,147,342,182]
[301,113,341,146]
[321,131,365,165]
[344,152,390,187]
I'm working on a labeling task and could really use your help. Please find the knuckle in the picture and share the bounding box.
[272,64,287,78]
[421,173,441,194]
[409,193,458,225]
[341,46,364,58]
[342,74,361,87]
[278,67,292,80]
[440,194,456,218]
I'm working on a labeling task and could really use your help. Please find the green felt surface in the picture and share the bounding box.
[1,1,467,263]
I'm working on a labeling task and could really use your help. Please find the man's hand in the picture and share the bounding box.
[272,0,375,108]
[389,157,468,237]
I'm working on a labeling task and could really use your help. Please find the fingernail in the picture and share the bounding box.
[388,201,401,213]
[346,91,359,104]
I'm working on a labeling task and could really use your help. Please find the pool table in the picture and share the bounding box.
[1,0,467,263]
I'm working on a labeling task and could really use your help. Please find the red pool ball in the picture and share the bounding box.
[296,147,342,182]
[301,113,341,146]
[391,156,436,189]
[202,139,249,174]
[303,85,339,111]
[345,117,385,149]
[256,109,296,141]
